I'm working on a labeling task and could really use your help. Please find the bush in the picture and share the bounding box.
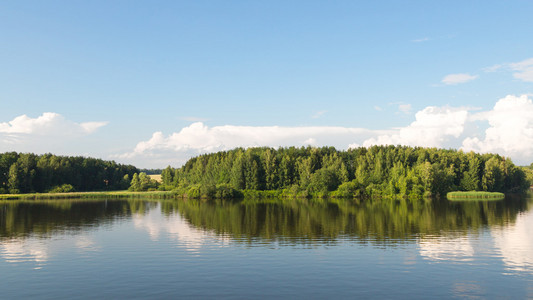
[332,181,361,198]
[200,184,216,198]
[215,184,242,199]
[49,184,76,193]
[186,184,201,198]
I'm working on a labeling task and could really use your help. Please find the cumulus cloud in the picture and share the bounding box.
[462,95,533,162]
[441,73,478,85]
[362,94,533,165]
[117,94,533,167]
[0,112,107,135]
[117,122,391,167]
[0,112,108,155]
[363,106,469,148]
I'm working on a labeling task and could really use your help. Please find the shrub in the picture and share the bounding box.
[49,184,76,193]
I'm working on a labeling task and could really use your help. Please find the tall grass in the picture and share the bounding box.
[446,191,505,201]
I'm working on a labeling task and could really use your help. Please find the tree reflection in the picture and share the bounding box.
[0,199,133,239]
[0,197,530,245]
[165,197,530,244]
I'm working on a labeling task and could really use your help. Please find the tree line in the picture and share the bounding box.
[0,152,138,194]
[157,146,530,199]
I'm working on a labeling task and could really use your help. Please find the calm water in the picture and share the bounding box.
[1,195,533,299]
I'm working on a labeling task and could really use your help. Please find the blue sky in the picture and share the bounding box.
[1,1,533,168]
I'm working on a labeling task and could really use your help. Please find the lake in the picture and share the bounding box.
[1,195,533,299]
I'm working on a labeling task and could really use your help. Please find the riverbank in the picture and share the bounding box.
[1,189,516,201]
[0,190,177,200]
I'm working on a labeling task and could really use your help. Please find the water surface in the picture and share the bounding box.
[1,196,533,299]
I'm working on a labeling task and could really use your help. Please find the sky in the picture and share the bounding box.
[1,0,533,168]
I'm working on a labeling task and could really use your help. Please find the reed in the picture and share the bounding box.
[446,191,505,200]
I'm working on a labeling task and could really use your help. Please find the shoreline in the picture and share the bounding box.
[0,190,177,200]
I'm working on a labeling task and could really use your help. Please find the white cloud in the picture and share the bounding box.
[311,110,327,119]
[412,37,430,43]
[116,95,533,167]
[398,104,412,114]
[303,138,317,145]
[362,95,533,165]
[116,122,391,167]
[483,64,503,73]
[441,73,478,85]
[462,95,533,162]
[363,106,469,148]
[374,106,383,111]
[0,112,108,155]
[483,57,533,82]
[0,112,107,135]
[509,57,533,82]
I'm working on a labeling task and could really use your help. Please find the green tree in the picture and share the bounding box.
[161,166,174,186]
[129,173,141,191]
[460,154,480,191]
[482,157,503,192]
[8,163,21,194]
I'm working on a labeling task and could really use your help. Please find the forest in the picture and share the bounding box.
[157,145,531,199]
[0,152,138,194]
[2,146,530,199]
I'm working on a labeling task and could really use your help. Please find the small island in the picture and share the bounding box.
[446,191,505,201]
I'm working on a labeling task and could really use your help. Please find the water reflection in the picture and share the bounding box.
[1,239,49,264]
[167,197,529,244]
[492,200,533,274]
[0,199,132,239]
[419,236,474,262]
[1,196,533,275]
[74,235,101,253]
[131,203,230,252]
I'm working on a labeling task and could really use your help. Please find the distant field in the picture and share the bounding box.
[149,174,162,182]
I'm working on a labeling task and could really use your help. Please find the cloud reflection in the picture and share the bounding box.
[492,210,533,274]
[75,235,101,253]
[418,236,474,262]
[131,203,229,252]
[1,239,49,268]
[1,234,101,268]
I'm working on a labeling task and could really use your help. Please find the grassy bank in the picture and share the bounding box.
[446,191,505,201]
[0,189,508,201]
[0,190,178,200]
